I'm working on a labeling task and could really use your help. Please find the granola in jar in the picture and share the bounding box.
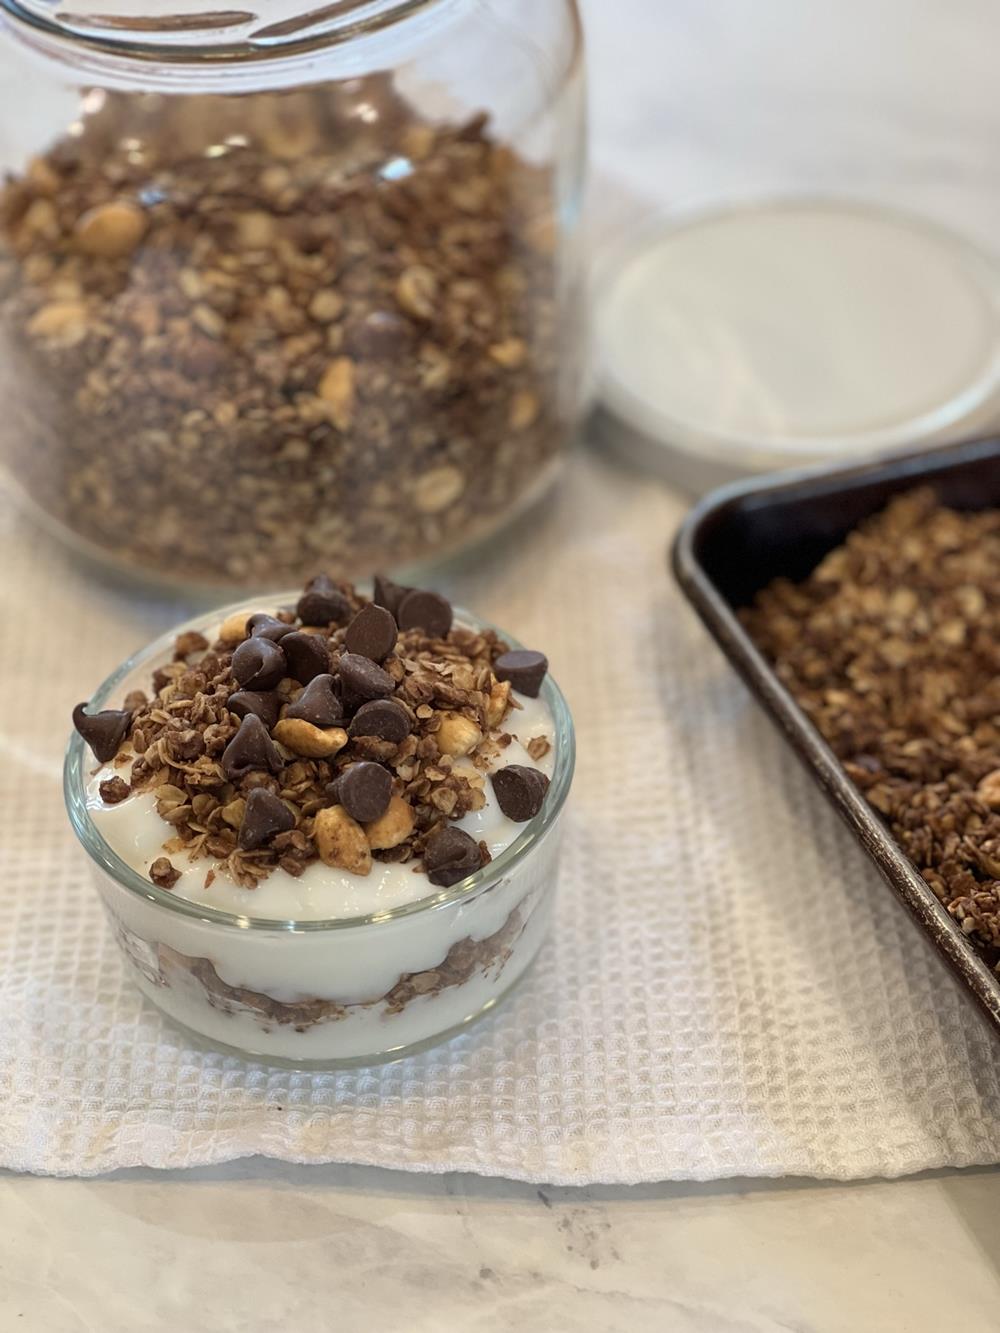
[0,79,581,585]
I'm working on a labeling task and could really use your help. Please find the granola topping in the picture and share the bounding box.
[78,576,556,915]
[743,488,1000,967]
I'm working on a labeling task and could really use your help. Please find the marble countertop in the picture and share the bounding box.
[3,1162,1000,1331]
[7,1,1000,1329]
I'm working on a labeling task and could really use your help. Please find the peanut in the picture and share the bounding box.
[364,795,415,850]
[414,465,465,515]
[308,289,344,324]
[488,337,527,369]
[435,712,483,758]
[28,301,87,340]
[486,679,512,729]
[314,805,372,876]
[75,200,147,259]
[272,719,348,759]
[396,264,437,320]
[318,356,355,430]
[977,770,1000,810]
[218,611,251,645]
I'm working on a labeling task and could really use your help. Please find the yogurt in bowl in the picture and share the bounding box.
[65,576,574,1066]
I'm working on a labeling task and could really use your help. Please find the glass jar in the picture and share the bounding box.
[0,0,586,589]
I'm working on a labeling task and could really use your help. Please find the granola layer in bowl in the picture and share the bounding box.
[65,577,574,1066]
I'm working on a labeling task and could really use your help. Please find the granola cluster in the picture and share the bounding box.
[75,575,552,892]
[743,487,1000,965]
[0,78,570,585]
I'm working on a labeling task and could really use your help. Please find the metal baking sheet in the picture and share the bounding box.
[672,437,1000,1037]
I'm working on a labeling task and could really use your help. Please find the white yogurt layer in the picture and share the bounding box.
[88,688,555,922]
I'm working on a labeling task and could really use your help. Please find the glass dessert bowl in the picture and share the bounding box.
[65,577,574,1066]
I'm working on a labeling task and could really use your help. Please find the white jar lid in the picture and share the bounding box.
[594,199,1000,491]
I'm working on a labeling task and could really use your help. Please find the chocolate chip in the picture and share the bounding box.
[348,698,412,743]
[228,689,281,730]
[72,703,131,763]
[285,673,343,726]
[247,613,296,642]
[231,636,287,690]
[397,588,453,638]
[373,573,411,618]
[238,787,296,852]
[494,650,548,698]
[422,826,484,887]
[281,631,331,684]
[149,857,180,889]
[99,775,130,804]
[345,603,397,662]
[332,762,393,823]
[221,713,284,781]
[491,765,550,821]
[122,689,148,713]
[339,652,396,705]
[296,574,352,627]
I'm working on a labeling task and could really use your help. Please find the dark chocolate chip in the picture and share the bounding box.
[494,650,548,698]
[221,713,284,781]
[348,698,412,743]
[491,765,550,822]
[247,613,296,642]
[373,573,411,618]
[282,631,331,684]
[423,826,484,887]
[231,636,287,690]
[332,762,393,823]
[296,574,352,627]
[285,673,343,726]
[397,588,453,639]
[238,787,296,852]
[339,652,396,705]
[228,689,281,730]
[345,603,398,663]
[72,703,131,763]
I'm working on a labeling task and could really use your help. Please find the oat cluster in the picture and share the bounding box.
[744,488,1000,964]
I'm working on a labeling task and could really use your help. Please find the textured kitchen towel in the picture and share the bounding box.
[4,447,1000,1183]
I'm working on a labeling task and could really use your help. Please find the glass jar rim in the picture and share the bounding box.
[1,0,451,65]
[64,591,576,934]
[0,0,583,79]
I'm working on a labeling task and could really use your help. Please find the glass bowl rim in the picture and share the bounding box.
[64,590,575,935]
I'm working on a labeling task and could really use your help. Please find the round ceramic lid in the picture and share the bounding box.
[595,199,1000,489]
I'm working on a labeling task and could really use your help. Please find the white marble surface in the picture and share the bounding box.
[3,1162,1000,1331]
[8,1,1000,1328]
